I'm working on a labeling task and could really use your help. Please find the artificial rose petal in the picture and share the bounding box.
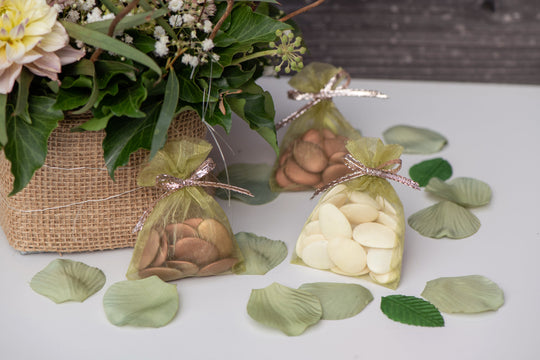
[25,60,59,81]
[31,51,62,73]
[20,49,43,64]
[6,41,26,62]
[24,8,57,36]
[0,63,22,94]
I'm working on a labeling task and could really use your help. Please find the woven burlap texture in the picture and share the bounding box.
[0,111,206,253]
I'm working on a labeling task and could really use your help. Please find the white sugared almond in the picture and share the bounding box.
[339,203,379,224]
[321,184,347,201]
[331,265,370,276]
[296,233,326,258]
[301,240,335,269]
[353,222,397,248]
[319,203,352,240]
[303,220,321,236]
[327,238,367,274]
[367,248,395,274]
[369,270,399,284]
[377,195,397,216]
[349,191,381,210]
[376,211,399,232]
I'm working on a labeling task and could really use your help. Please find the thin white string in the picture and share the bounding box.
[0,186,144,213]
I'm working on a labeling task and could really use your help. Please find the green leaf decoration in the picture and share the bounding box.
[425,177,492,208]
[215,163,279,205]
[408,200,481,239]
[234,232,287,275]
[103,276,179,328]
[30,259,105,304]
[380,295,444,327]
[150,71,179,159]
[61,21,161,76]
[421,275,505,314]
[298,283,373,320]
[409,158,452,187]
[13,69,33,124]
[4,96,63,195]
[247,282,322,336]
[383,125,448,154]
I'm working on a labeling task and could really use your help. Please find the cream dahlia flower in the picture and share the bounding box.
[0,0,85,94]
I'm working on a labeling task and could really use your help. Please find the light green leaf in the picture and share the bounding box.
[426,177,492,208]
[103,276,179,327]
[408,200,481,239]
[234,232,287,275]
[409,157,452,187]
[61,21,162,76]
[30,259,105,304]
[380,295,444,327]
[298,282,373,320]
[4,96,63,195]
[421,275,505,314]
[247,282,322,336]
[383,125,448,154]
[84,9,168,34]
[150,71,179,159]
[216,163,279,205]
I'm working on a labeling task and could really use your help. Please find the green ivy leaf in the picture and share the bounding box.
[99,82,148,118]
[103,105,159,177]
[228,81,277,153]
[215,163,278,205]
[380,295,444,327]
[4,96,63,195]
[409,157,452,187]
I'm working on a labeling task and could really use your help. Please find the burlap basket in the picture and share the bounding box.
[0,111,206,253]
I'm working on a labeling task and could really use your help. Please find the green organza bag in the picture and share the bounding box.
[292,137,418,289]
[270,62,376,192]
[127,139,244,281]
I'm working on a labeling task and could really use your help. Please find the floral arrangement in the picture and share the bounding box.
[0,0,309,195]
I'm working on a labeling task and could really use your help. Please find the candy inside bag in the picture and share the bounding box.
[126,139,244,281]
[292,137,416,289]
[270,63,362,192]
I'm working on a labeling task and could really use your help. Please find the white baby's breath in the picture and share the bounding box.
[201,38,214,51]
[169,15,183,27]
[154,40,169,57]
[168,0,184,12]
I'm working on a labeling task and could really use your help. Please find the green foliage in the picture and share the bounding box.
[2,2,300,194]
[409,158,453,187]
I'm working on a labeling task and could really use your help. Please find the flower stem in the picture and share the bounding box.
[230,49,277,66]
[279,0,326,22]
[210,0,234,40]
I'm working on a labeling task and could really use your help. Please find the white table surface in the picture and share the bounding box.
[1,77,539,360]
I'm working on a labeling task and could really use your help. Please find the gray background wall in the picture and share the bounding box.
[281,0,540,84]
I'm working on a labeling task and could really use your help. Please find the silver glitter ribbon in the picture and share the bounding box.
[133,158,253,233]
[311,154,420,199]
[276,70,388,130]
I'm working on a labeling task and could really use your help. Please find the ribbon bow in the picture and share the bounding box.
[276,70,388,130]
[133,158,253,233]
[312,154,420,199]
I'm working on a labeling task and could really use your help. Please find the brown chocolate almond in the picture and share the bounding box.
[150,235,169,267]
[278,147,292,166]
[173,236,220,266]
[275,167,295,188]
[183,217,203,228]
[293,140,328,173]
[284,158,321,186]
[197,218,234,258]
[165,223,198,241]
[323,138,347,158]
[166,260,199,276]
[301,129,323,145]
[322,128,336,139]
[322,164,351,184]
[198,258,239,276]
[138,229,161,270]
[329,151,347,164]
[138,267,184,282]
